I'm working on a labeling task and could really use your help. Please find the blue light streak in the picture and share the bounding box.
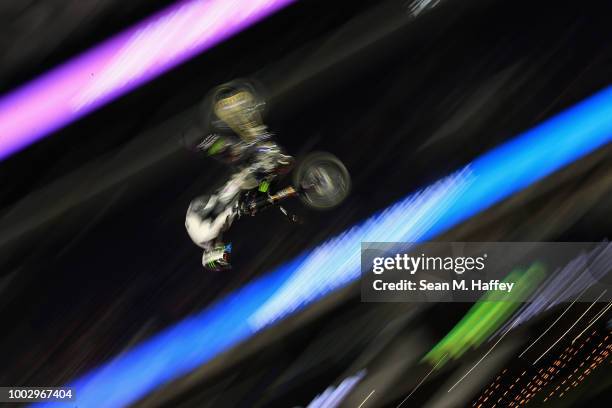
[37,86,612,407]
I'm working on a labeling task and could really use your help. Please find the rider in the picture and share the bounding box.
[183,79,292,270]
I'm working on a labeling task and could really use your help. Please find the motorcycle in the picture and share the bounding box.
[239,151,351,221]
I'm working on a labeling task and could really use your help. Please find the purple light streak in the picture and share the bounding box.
[495,242,612,339]
[0,0,296,161]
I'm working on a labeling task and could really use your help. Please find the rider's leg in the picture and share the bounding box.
[185,195,236,248]
[185,168,257,268]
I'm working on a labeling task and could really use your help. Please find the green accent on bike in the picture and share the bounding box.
[207,139,226,156]
[258,180,270,192]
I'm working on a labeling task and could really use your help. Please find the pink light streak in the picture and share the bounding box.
[0,0,296,161]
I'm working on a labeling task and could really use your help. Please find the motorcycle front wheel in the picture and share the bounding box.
[293,152,351,210]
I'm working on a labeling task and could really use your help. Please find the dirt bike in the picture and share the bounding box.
[238,151,351,221]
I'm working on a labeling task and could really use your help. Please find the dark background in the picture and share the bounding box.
[1,0,611,406]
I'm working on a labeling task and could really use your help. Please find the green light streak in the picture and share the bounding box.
[423,263,546,367]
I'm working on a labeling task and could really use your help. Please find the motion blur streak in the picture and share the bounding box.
[37,86,612,407]
[495,242,612,338]
[0,0,296,161]
[305,371,366,408]
[423,264,546,367]
[475,330,611,406]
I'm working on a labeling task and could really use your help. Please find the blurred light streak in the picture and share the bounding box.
[423,265,545,366]
[0,0,296,161]
[37,85,612,408]
[397,353,447,407]
[357,389,376,408]
[533,290,606,365]
[447,319,519,393]
[588,300,612,324]
[518,286,589,358]
[481,329,611,405]
[496,242,612,337]
[306,371,366,408]
[248,169,473,330]
[408,0,442,17]
[572,301,612,344]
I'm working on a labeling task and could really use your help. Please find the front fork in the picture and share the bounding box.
[246,186,297,212]
[242,185,298,219]
[269,186,297,202]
